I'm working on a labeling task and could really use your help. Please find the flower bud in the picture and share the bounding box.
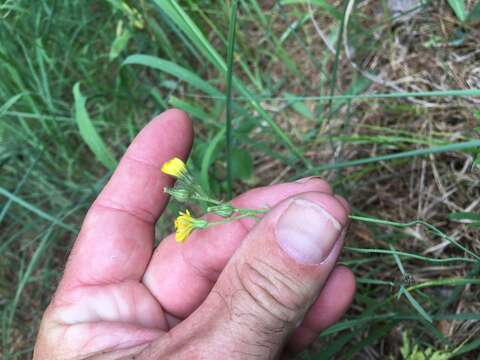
[164,187,191,202]
[207,203,235,217]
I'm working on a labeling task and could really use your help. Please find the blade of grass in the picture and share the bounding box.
[123,55,223,97]
[399,287,433,323]
[321,312,480,337]
[448,0,466,21]
[342,322,398,358]
[407,278,480,291]
[0,93,23,115]
[390,244,406,275]
[371,239,433,325]
[168,96,220,127]
[313,329,356,360]
[5,225,54,340]
[0,154,40,223]
[0,187,76,232]
[452,338,480,358]
[186,88,480,101]
[302,139,480,173]
[200,127,226,194]
[73,83,117,170]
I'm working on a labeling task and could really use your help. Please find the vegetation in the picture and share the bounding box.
[1,0,479,358]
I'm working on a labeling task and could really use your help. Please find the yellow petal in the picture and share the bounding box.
[161,157,187,178]
[174,209,194,242]
[175,226,193,242]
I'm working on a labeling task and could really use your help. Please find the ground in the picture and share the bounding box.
[0,0,479,359]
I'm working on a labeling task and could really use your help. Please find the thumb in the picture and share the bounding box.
[177,191,349,359]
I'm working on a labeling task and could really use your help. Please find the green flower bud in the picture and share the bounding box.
[207,203,235,217]
[164,187,191,202]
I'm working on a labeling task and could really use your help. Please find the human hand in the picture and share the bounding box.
[34,109,355,359]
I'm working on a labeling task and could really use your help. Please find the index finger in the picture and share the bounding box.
[61,109,193,289]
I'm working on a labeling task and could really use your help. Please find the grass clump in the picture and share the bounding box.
[1,0,479,358]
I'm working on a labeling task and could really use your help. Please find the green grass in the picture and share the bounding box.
[1,0,480,359]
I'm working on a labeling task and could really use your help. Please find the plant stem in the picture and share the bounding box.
[225,0,239,199]
[192,194,222,205]
[349,214,480,262]
[208,212,254,226]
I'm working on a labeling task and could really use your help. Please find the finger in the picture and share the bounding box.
[159,191,349,358]
[143,178,332,319]
[61,109,193,288]
[287,266,356,352]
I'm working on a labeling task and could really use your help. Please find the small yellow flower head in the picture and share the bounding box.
[174,209,208,243]
[161,157,187,179]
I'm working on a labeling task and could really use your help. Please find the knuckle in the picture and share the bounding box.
[296,176,332,191]
[309,177,332,192]
[235,258,310,326]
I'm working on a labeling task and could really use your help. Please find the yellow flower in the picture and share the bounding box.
[161,157,187,178]
[174,209,208,242]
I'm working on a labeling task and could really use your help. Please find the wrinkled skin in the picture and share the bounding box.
[34,109,355,359]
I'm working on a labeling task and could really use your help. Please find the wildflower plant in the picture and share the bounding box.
[161,157,480,267]
[161,157,267,242]
[160,157,480,325]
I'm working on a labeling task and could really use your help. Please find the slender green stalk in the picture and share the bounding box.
[191,194,223,205]
[225,0,239,199]
[208,212,257,226]
[185,88,480,101]
[349,214,480,261]
[344,247,477,264]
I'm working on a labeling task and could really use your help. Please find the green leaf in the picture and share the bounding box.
[109,27,132,61]
[285,92,313,120]
[449,212,480,227]
[400,287,433,323]
[0,93,23,115]
[168,96,217,126]
[467,3,480,22]
[447,0,466,22]
[73,83,117,170]
[304,139,480,173]
[123,54,223,97]
[200,127,226,194]
[231,149,253,181]
[448,212,480,222]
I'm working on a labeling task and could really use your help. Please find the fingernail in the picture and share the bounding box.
[276,199,343,264]
[294,176,322,184]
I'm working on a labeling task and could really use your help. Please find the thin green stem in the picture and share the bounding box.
[225,0,239,199]
[191,194,222,205]
[208,213,254,226]
[235,207,269,215]
[349,214,480,262]
[344,247,477,264]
